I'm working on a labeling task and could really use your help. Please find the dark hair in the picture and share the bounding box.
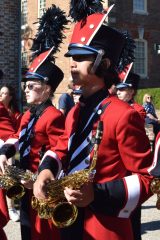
[94,60,120,89]
[0,84,20,113]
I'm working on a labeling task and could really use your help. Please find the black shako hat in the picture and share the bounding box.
[23,5,68,91]
[116,72,140,90]
[65,1,135,75]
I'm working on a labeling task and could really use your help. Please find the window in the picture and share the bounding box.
[21,0,27,26]
[133,0,147,14]
[133,39,147,77]
[21,51,28,68]
[38,0,46,18]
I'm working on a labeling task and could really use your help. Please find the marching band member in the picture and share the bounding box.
[0,84,22,222]
[0,5,68,240]
[33,2,153,240]
[0,102,15,240]
[116,72,146,122]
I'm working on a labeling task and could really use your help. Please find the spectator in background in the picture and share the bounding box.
[0,84,22,222]
[116,72,146,240]
[72,88,82,104]
[0,102,16,240]
[143,93,160,137]
[0,84,22,131]
[58,83,75,117]
[116,72,146,122]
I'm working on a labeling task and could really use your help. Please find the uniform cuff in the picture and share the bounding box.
[38,150,62,178]
[0,144,16,159]
[89,179,126,216]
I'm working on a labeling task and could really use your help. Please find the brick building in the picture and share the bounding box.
[0,0,21,100]
[21,1,109,105]
[21,0,160,103]
[108,0,160,88]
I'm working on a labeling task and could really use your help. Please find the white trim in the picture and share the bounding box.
[148,137,160,174]
[4,138,19,151]
[68,133,75,151]
[0,139,4,148]
[40,150,62,178]
[34,46,54,72]
[118,174,140,218]
[5,138,18,145]
[123,63,133,83]
[87,4,115,45]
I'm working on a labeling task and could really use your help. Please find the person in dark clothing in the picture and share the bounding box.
[143,93,160,137]
[58,87,75,117]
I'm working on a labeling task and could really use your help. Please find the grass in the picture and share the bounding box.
[135,88,160,109]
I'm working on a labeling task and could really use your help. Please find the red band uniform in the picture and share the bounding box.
[36,2,154,240]
[0,102,16,240]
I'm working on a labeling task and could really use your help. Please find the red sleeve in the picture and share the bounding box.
[0,189,9,228]
[0,104,15,141]
[132,102,146,121]
[116,108,153,205]
[46,108,65,148]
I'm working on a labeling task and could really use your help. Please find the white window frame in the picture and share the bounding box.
[38,0,46,18]
[133,39,148,78]
[21,0,28,27]
[133,0,148,15]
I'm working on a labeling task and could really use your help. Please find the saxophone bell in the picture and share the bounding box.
[0,165,36,200]
[52,201,78,228]
[6,184,25,200]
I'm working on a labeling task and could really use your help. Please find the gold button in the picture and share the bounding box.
[81,37,86,42]
[31,67,34,70]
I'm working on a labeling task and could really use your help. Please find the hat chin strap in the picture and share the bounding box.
[90,49,105,74]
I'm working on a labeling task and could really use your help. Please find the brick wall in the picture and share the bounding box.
[108,0,160,89]
[0,0,21,99]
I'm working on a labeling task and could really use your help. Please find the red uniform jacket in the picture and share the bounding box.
[3,105,65,240]
[10,111,22,131]
[131,101,146,121]
[0,103,15,144]
[0,103,15,239]
[41,95,153,240]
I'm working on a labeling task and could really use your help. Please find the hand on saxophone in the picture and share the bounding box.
[33,169,55,199]
[0,154,10,173]
[64,182,94,207]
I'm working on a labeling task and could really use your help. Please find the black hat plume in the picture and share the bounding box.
[31,4,68,60]
[69,0,104,22]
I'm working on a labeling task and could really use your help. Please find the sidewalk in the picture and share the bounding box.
[4,195,160,240]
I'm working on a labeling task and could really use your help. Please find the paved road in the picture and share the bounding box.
[4,195,160,240]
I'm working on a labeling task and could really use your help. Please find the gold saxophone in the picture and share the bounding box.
[0,165,37,200]
[150,178,160,209]
[31,121,103,228]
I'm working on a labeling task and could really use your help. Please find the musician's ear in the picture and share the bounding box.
[102,58,111,69]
